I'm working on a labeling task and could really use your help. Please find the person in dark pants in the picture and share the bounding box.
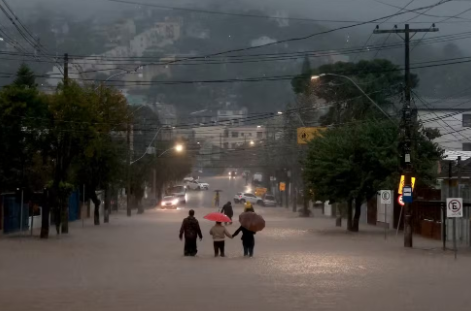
[232,226,256,257]
[210,221,232,257]
[220,201,233,225]
[179,210,203,256]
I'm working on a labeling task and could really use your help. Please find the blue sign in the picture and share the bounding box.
[402,186,413,203]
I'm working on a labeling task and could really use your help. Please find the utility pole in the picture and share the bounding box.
[374,24,438,248]
[63,53,69,86]
[126,123,132,217]
[456,156,461,259]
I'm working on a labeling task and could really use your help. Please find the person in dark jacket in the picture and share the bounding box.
[232,226,256,257]
[179,209,203,256]
[221,201,233,225]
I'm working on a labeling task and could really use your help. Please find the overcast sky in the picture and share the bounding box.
[9,0,471,48]
[12,0,471,21]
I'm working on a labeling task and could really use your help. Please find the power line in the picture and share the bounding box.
[1,28,471,67]
[107,0,464,25]
[104,0,452,80]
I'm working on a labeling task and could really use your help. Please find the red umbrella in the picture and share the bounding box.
[204,212,231,223]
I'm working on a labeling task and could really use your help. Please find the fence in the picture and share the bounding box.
[1,194,29,234]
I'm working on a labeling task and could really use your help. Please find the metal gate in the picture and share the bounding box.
[2,194,29,234]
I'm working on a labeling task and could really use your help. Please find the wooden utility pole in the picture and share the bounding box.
[374,24,438,248]
[126,124,132,217]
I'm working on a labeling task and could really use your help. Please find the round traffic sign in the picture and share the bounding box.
[448,199,462,213]
[398,195,404,206]
[381,191,391,201]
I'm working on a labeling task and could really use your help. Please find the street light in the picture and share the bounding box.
[310,73,394,122]
[277,111,283,115]
[250,140,255,146]
[175,144,184,153]
[158,143,183,158]
[132,143,183,164]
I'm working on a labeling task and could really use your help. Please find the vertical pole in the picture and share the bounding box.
[20,189,24,234]
[384,204,387,240]
[40,188,49,239]
[126,123,132,217]
[445,161,452,251]
[82,184,85,228]
[396,205,403,236]
[153,169,156,200]
[30,200,34,236]
[403,24,413,248]
[64,53,69,86]
[455,156,461,259]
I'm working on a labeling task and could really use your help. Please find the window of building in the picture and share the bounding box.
[463,114,471,127]
[257,132,263,138]
[223,142,229,149]
[232,131,239,138]
[463,143,471,151]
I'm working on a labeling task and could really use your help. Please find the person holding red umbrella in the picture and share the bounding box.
[204,212,233,257]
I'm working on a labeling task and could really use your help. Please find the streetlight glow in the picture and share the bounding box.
[257,125,261,128]
[175,144,184,152]
[277,111,283,115]
[250,140,255,145]
[310,73,325,81]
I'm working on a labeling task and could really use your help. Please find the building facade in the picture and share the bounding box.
[417,97,471,151]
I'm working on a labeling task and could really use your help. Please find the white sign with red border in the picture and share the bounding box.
[398,195,404,206]
[446,198,463,218]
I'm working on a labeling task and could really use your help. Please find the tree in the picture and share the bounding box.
[304,119,443,232]
[71,85,130,225]
[13,64,37,89]
[0,65,49,195]
[291,59,418,125]
[42,81,128,236]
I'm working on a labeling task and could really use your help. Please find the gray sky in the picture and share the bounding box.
[9,0,471,49]
[12,0,471,22]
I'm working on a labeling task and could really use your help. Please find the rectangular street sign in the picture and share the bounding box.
[447,198,463,218]
[380,190,392,204]
[402,186,413,203]
[398,175,416,194]
[279,182,286,191]
[297,127,326,144]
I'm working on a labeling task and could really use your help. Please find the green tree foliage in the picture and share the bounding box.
[42,81,132,235]
[304,120,443,232]
[0,65,48,193]
[291,59,419,124]
[13,64,37,88]
[71,84,131,225]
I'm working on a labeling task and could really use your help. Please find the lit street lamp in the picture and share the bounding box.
[158,143,184,158]
[174,144,184,153]
[250,140,255,146]
[132,143,183,164]
[311,73,394,122]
